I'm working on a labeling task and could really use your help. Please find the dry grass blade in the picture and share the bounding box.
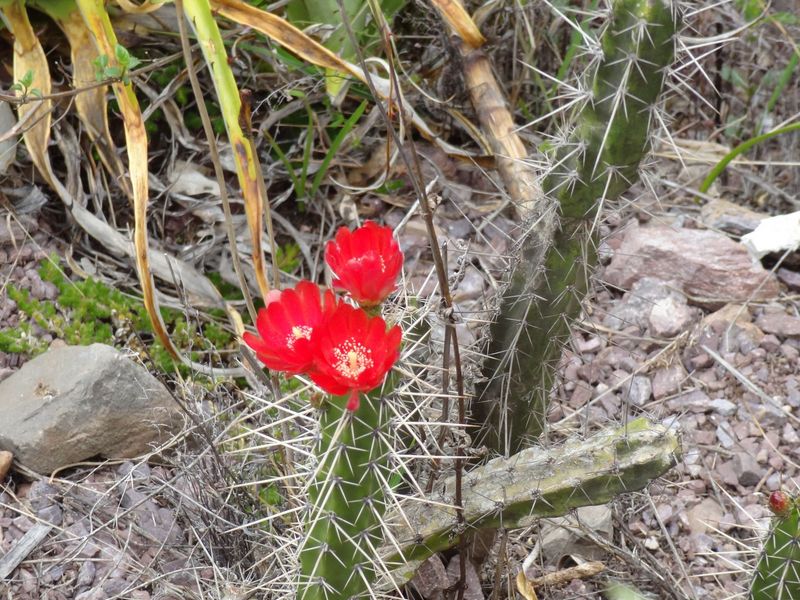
[429,0,486,48]
[460,38,542,215]
[1,0,55,189]
[210,0,364,81]
[428,0,541,215]
[182,0,272,302]
[75,0,179,360]
[32,0,131,199]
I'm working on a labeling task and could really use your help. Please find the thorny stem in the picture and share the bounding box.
[334,0,468,595]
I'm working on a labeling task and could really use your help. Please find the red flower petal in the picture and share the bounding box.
[324,221,403,307]
[243,281,338,374]
[310,303,401,399]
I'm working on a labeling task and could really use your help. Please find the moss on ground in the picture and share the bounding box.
[0,257,238,375]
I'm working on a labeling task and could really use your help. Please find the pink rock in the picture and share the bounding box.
[756,311,800,337]
[604,225,780,307]
[777,267,800,291]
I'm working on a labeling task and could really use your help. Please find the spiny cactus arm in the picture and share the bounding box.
[473,0,677,456]
[547,0,676,219]
[471,221,591,452]
[751,494,800,600]
[381,418,680,583]
[299,384,393,600]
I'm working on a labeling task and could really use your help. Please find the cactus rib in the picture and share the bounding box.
[472,0,677,456]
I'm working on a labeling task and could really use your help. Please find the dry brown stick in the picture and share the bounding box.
[428,0,542,216]
[459,40,542,216]
[0,522,53,579]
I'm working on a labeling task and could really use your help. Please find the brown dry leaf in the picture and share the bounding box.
[0,451,12,480]
[429,0,486,48]
[42,4,131,198]
[2,0,55,189]
[115,0,167,13]
[516,572,539,600]
[76,0,179,359]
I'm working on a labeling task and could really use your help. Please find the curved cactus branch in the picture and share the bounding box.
[381,418,681,585]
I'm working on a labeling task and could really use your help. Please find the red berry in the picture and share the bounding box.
[769,490,792,516]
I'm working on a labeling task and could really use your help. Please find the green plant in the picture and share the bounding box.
[472,0,678,455]
[299,382,394,600]
[0,258,237,374]
[751,490,800,599]
[9,68,39,96]
[93,43,141,84]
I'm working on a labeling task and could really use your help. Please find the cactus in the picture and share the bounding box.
[299,383,394,600]
[472,0,678,455]
[751,491,800,599]
[381,418,681,586]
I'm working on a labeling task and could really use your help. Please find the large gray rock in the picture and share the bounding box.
[0,344,181,473]
[604,224,780,307]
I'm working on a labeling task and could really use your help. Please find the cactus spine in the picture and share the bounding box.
[299,383,393,600]
[472,0,677,455]
[751,491,800,599]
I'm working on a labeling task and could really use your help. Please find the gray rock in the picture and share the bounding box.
[652,365,686,400]
[709,398,737,417]
[0,344,181,474]
[77,560,96,588]
[27,481,59,511]
[604,277,679,330]
[445,555,483,600]
[734,453,764,487]
[411,555,448,600]
[740,401,788,428]
[604,225,780,307]
[700,198,767,235]
[624,376,652,407]
[648,295,696,338]
[716,423,736,449]
[777,268,800,291]
[701,304,764,353]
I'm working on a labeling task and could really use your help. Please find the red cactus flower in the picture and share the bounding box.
[325,221,403,307]
[310,303,401,411]
[243,281,338,374]
[769,490,793,517]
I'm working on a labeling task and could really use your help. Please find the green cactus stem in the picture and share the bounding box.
[472,0,677,456]
[751,492,800,600]
[380,418,680,586]
[299,379,394,600]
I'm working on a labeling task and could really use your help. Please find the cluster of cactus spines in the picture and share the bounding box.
[299,383,394,600]
[751,490,800,599]
[472,0,678,456]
